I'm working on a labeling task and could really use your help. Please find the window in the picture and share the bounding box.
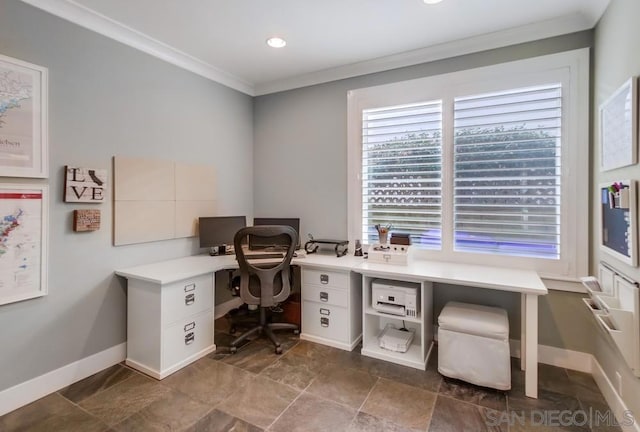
[362,101,442,247]
[453,84,562,259]
[348,49,589,283]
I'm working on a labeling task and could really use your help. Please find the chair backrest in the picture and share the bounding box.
[233,225,298,307]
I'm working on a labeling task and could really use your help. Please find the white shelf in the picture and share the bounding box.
[364,306,421,323]
[361,341,427,370]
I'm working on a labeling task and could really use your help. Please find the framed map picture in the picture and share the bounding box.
[0,54,48,178]
[0,184,48,305]
[600,77,638,171]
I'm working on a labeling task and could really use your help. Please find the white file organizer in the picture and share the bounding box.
[582,263,640,376]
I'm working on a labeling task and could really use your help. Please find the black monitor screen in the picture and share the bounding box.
[198,216,246,248]
[250,217,300,250]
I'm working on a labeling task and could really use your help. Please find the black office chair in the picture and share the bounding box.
[230,225,299,354]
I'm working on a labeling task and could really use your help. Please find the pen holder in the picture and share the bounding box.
[378,231,388,244]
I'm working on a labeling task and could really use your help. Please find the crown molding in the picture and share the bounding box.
[20,0,255,96]
[20,0,596,97]
[254,13,594,96]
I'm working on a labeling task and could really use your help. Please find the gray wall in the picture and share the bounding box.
[592,0,640,417]
[0,0,253,391]
[254,31,597,353]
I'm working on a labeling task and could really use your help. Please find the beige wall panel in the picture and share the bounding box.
[175,200,217,238]
[114,201,175,245]
[175,162,216,201]
[114,156,175,201]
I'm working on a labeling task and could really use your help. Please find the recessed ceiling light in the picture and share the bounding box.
[266,37,287,48]
[423,0,443,3]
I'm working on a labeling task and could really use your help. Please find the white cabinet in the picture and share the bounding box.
[300,268,362,350]
[126,273,216,379]
[360,275,433,370]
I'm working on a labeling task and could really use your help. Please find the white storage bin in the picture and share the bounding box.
[438,301,511,390]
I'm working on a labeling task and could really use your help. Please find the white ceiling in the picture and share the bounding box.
[22,0,610,95]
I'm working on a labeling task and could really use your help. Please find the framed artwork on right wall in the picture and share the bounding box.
[600,77,638,172]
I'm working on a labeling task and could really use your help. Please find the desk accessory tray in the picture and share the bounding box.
[368,244,411,265]
[305,235,348,257]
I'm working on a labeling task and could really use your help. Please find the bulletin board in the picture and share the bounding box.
[600,180,637,266]
[113,156,216,246]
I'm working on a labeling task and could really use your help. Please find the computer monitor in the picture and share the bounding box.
[198,216,247,251]
[250,217,300,250]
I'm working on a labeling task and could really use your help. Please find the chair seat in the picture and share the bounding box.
[438,301,508,340]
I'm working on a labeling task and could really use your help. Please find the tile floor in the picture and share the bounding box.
[0,318,622,432]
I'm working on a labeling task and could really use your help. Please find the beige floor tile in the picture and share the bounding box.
[185,409,263,432]
[79,373,172,426]
[269,393,356,432]
[0,393,110,432]
[163,357,253,405]
[217,375,299,428]
[361,378,437,431]
[259,351,325,390]
[428,395,506,432]
[306,364,378,409]
[112,390,210,431]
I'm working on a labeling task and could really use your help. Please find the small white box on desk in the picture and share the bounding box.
[367,244,411,265]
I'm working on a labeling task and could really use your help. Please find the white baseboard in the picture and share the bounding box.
[214,297,243,320]
[0,343,126,417]
[508,339,593,373]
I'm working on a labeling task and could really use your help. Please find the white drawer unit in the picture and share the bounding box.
[303,269,349,290]
[162,274,213,325]
[300,268,362,351]
[125,273,216,379]
[302,301,349,343]
[301,284,349,308]
[163,310,214,368]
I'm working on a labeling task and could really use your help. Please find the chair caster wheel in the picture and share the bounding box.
[293,329,300,335]
[275,346,283,355]
[230,346,237,354]
[229,327,237,335]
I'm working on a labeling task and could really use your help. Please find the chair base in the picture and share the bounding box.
[229,307,299,354]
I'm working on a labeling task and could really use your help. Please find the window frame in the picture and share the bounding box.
[347,49,589,288]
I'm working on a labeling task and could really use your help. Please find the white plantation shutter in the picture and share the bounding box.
[453,84,562,258]
[361,101,442,247]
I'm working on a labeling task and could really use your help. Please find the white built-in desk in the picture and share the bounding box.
[116,253,547,398]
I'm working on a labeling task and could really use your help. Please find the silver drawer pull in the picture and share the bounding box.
[320,308,330,316]
[320,317,329,327]
[184,322,196,332]
[319,292,328,302]
[184,283,196,293]
[185,332,195,345]
[320,274,329,284]
[185,293,195,305]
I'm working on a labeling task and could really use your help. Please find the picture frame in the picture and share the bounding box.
[600,77,638,172]
[0,184,48,305]
[0,54,48,178]
[599,180,637,266]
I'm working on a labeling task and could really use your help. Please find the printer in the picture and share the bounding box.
[372,279,419,318]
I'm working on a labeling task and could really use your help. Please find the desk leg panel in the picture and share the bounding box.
[520,293,526,371]
[524,293,538,399]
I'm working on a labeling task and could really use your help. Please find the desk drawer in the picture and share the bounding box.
[302,284,348,308]
[163,309,213,369]
[302,301,348,343]
[303,269,348,290]
[162,274,213,325]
